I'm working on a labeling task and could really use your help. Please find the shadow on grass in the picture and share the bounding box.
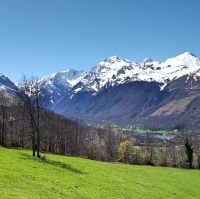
[19,152,85,174]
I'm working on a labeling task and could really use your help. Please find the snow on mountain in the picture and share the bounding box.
[163,52,200,67]
[38,69,87,106]
[0,73,20,95]
[51,52,200,128]
[157,52,200,82]
[73,52,200,94]
[73,56,141,93]
[39,69,86,88]
[137,52,200,86]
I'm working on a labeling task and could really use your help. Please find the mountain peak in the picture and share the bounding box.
[36,69,87,107]
[142,58,154,63]
[104,56,122,63]
[0,72,20,94]
[182,52,196,57]
[164,52,200,67]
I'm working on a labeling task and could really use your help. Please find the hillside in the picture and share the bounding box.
[1,147,200,199]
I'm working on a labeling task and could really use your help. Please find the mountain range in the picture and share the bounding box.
[0,52,200,130]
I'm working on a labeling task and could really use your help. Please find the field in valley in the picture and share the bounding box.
[0,147,200,199]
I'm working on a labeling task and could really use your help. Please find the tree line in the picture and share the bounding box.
[0,75,200,169]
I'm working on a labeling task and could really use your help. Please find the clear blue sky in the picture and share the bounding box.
[0,0,200,81]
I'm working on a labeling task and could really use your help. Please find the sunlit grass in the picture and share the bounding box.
[1,146,200,198]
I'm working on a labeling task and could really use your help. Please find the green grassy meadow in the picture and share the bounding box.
[1,147,200,199]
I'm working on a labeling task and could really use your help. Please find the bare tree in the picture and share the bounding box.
[144,132,155,165]
[103,126,124,162]
[18,75,44,158]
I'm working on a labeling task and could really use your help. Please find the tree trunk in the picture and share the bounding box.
[36,129,40,158]
[32,131,36,157]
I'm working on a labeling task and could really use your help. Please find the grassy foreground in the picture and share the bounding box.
[0,147,200,199]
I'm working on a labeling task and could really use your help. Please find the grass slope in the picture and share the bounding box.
[0,147,200,199]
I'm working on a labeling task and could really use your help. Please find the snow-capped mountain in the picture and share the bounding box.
[0,73,20,95]
[73,56,140,93]
[37,69,87,107]
[164,52,200,67]
[1,52,200,129]
[73,52,200,94]
[51,52,200,129]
